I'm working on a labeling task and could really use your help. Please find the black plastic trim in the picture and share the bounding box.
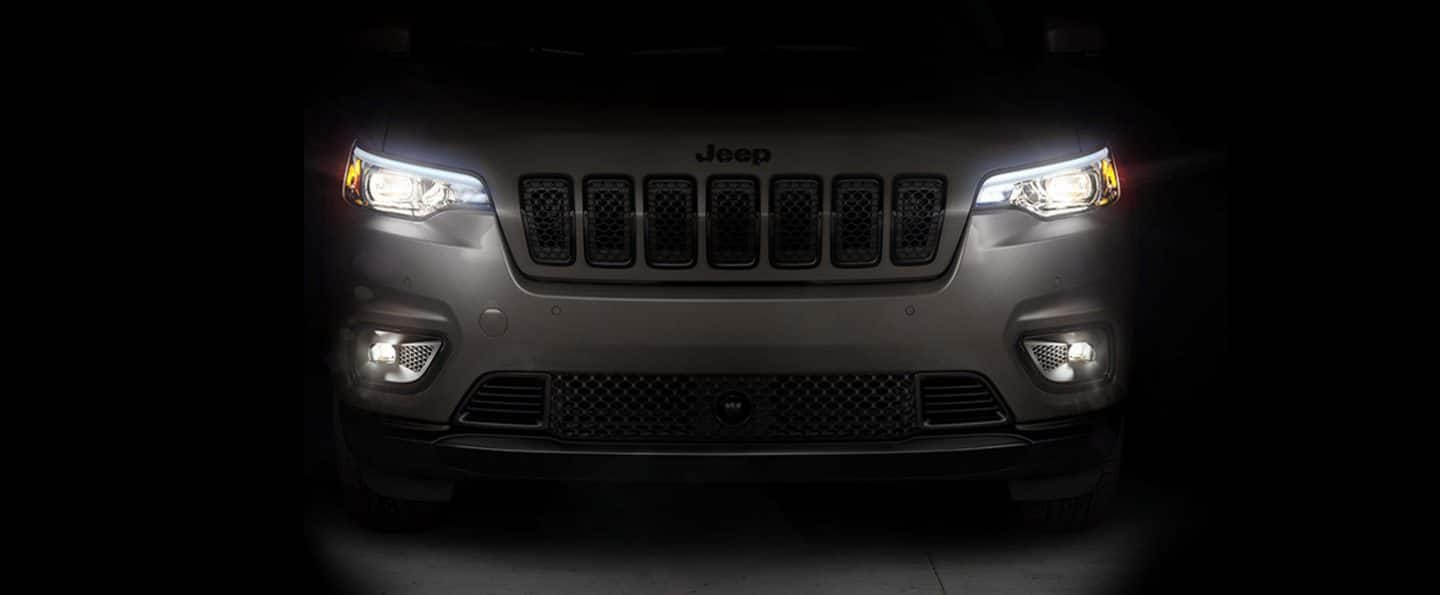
[452,372,551,430]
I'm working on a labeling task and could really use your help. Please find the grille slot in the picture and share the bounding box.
[769,177,821,268]
[706,177,760,268]
[519,177,575,265]
[831,177,883,267]
[919,374,1007,428]
[891,177,946,265]
[549,374,918,442]
[583,177,635,267]
[458,374,547,427]
[644,177,697,267]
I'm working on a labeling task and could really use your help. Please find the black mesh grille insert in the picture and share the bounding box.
[519,177,574,265]
[706,177,760,268]
[644,177,697,267]
[918,373,1007,427]
[831,177,883,267]
[549,374,918,442]
[891,177,946,265]
[458,374,547,427]
[583,177,635,267]
[769,177,821,268]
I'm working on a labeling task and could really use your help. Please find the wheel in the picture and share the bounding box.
[333,406,439,532]
[1017,430,1124,532]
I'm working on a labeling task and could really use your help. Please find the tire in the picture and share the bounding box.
[333,405,439,532]
[1018,430,1124,532]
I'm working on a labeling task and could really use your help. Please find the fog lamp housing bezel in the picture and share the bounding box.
[349,325,449,393]
[1016,325,1115,390]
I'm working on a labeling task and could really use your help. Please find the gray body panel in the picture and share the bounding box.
[338,106,1135,426]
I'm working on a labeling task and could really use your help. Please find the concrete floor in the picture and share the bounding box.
[304,475,1189,594]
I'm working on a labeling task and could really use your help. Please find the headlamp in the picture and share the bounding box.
[342,144,491,218]
[976,148,1120,218]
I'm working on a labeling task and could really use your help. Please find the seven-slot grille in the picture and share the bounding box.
[519,177,574,265]
[645,177,698,267]
[706,177,760,267]
[583,177,635,266]
[918,374,1008,427]
[515,174,951,270]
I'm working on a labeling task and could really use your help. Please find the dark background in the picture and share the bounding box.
[304,5,1228,592]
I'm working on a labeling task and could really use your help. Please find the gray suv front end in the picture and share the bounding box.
[332,110,1133,530]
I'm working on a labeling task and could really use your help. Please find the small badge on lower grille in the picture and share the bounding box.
[715,392,753,425]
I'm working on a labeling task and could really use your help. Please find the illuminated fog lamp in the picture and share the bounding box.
[357,329,443,385]
[1022,330,1109,384]
[368,342,398,365]
[1067,341,1095,362]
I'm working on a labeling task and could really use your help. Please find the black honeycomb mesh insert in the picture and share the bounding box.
[831,177,884,267]
[706,177,760,268]
[769,177,821,267]
[549,374,919,442]
[519,177,574,265]
[891,177,946,265]
[583,177,635,267]
[644,178,697,267]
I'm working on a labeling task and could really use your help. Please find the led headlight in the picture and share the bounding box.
[976,148,1120,218]
[343,144,490,218]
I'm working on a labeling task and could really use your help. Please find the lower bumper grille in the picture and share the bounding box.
[454,372,1009,441]
[551,374,917,441]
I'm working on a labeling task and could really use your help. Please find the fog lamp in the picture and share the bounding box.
[1067,342,1095,362]
[368,342,397,364]
[1022,330,1109,384]
[357,329,443,384]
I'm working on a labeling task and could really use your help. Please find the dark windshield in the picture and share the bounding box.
[405,10,1044,67]
[349,10,1058,106]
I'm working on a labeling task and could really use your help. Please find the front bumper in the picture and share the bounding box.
[339,402,1124,484]
[336,199,1135,427]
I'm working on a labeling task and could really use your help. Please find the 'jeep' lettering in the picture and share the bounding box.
[695,144,772,166]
